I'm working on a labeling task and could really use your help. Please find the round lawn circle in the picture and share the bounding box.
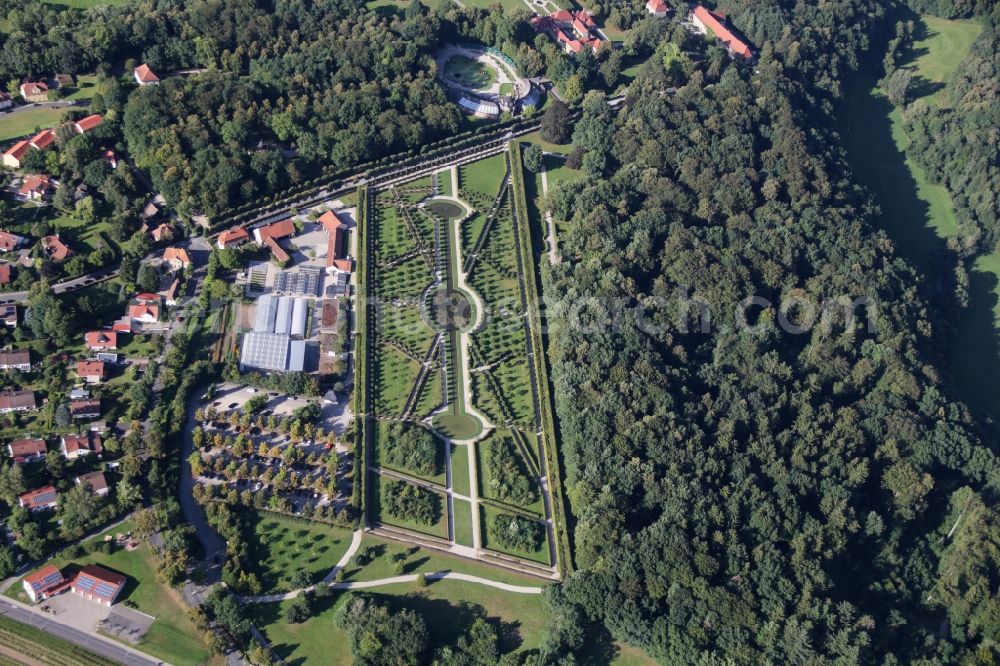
[434,412,482,439]
[443,55,498,91]
[428,287,473,332]
[426,200,465,219]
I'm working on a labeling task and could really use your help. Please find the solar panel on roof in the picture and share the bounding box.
[76,576,97,592]
[95,582,117,598]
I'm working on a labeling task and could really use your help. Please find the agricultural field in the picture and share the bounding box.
[359,149,562,574]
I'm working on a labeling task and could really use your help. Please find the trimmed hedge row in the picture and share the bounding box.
[507,141,574,576]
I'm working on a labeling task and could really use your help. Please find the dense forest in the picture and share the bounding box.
[0,0,649,218]
[540,0,1000,663]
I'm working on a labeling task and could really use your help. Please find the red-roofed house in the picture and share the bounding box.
[217,226,249,249]
[41,235,73,261]
[75,471,109,497]
[61,432,102,459]
[72,114,103,134]
[18,485,58,511]
[85,330,118,351]
[253,219,295,245]
[112,318,134,333]
[0,264,12,285]
[28,129,56,151]
[102,150,118,169]
[70,398,101,420]
[134,64,160,86]
[71,565,126,606]
[150,222,174,242]
[76,360,106,384]
[19,82,48,103]
[8,437,46,463]
[646,0,668,16]
[162,246,191,269]
[22,565,66,602]
[535,9,605,54]
[2,140,31,169]
[128,301,160,323]
[319,210,347,260]
[0,231,26,251]
[18,174,53,201]
[264,235,290,263]
[691,5,753,60]
[329,257,353,273]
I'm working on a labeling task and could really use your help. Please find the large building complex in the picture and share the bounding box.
[240,293,309,372]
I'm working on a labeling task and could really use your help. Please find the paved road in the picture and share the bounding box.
[1,100,79,116]
[0,600,166,666]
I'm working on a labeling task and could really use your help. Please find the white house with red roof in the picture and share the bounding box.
[22,565,67,603]
[7,437,46,463]
[61,432,102,459]
[532,9,605,54]
[76,360,106,384]
[646,0,669,16]
[2,140,31,169]
[85,330,118,351]
[133,64,160,86]
[18,485,58,511]
[128,293,162,324]
[690,5,754,60]
[19,82,48,102]
[18,174,54,201]
[72,114,103,134]
[28,129,56,151]
[217,226,249,249]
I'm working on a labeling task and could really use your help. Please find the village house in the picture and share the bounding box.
[2,140,30,169]
[646,0,669,17]
[0,231,26,252]
[319,210,348,263]
[532,9,605,54]
[19,81,48,103]
[76,360,106,384]
[75,471,109,497]
[217,226,250,249]
[18,485,58,511]
[690,5,754,60]
[61,432,102,459]
[128,293,162,324]
[253,219,295,263]
[0,349,31,371]
[85,330,118,351]
[162,246,192,270]
[70,565,125,606]
[0,264,13,286]
[1,305,16,328]
[134,63,160,86]
[22,565,66,603]
[0,389,36,413]
[28,129,56,151]
[70,398,101,420]
[41,235,73,261]
[163,277,180,306]
[18,174,54,201]
[149,222,174,242]
[0,92,12,110]
[7,437,46,463]
[72,114,103,134]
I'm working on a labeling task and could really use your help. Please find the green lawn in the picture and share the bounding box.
[480,504,551,565]
[251,576,548,665]
[456,0,530,13]
[907,14,983,104]
[0,107,71,141]
[444,55,498,91]
[460,152,507,201]
[433,411,482,438]
[63,75,101,102]
[841,13,1000,422]
[450,443,471,496]
[5,520,219,666]
[543,153,584,190]
[241,510,354,592]
[453,498,474,547]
